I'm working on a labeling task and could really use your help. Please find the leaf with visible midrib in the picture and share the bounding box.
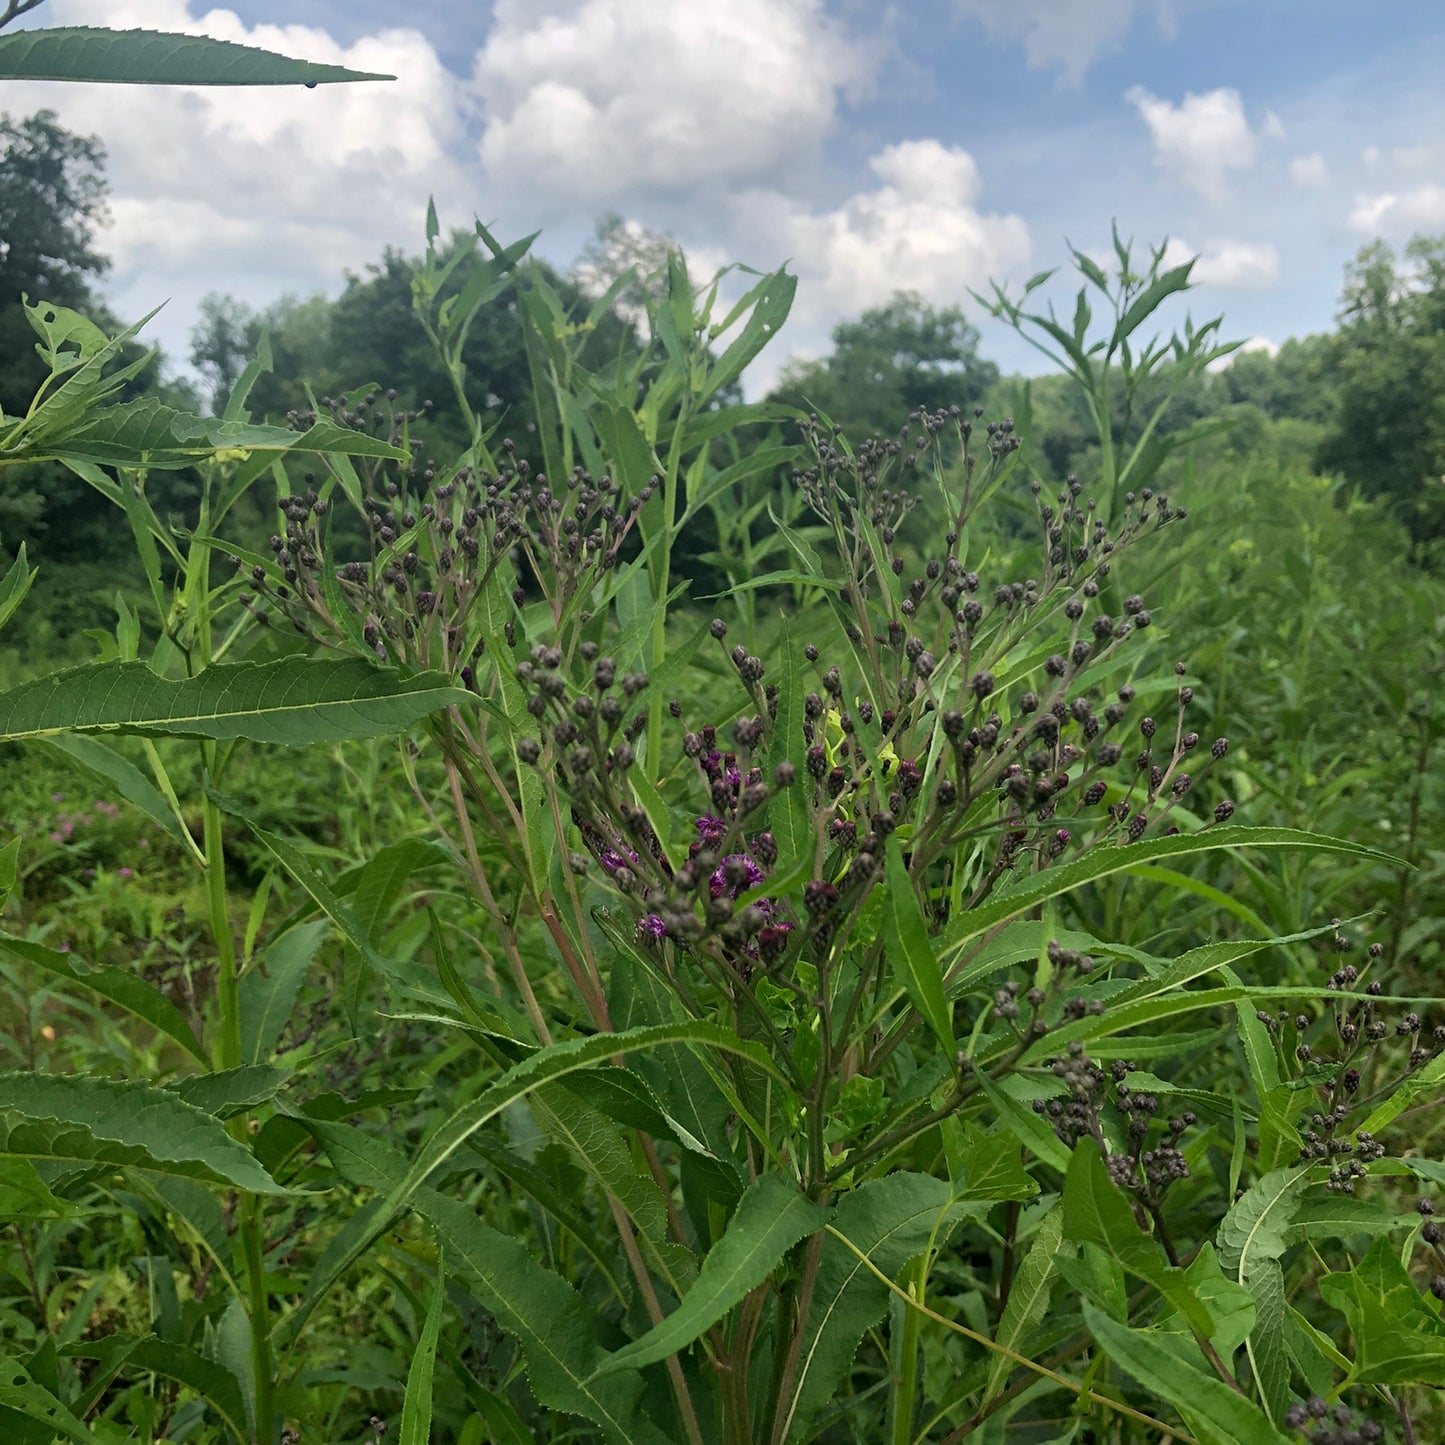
[1083,1302,1292,1445]
[0,27,394,85]
[985,1205,1063,1397]
[784,1174,959,1441]
[595,1175,830,1376]
[0,1350,91,1443]
[0,657,468,747]
[0,931,207,1064]
[309,1119,675,1445]
[1063,1144,1211,1336]
[0,1073,286,1194]
[1217,1166,1311,1283]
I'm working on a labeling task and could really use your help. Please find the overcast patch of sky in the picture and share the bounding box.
[7,0,1445,394]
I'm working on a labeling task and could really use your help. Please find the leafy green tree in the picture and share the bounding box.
[194,237,638,461]
[769,291,1000,437]
[1315,235,1445,553]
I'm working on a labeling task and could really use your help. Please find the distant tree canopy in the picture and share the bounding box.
[189,237,641,469]
[768,293,1001,437]
[1314,235,1445,551]
[0,110,130,567]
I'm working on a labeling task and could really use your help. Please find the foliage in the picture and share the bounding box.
[0,0,392,86]
[0,224,1441,1445]
[770,291,1000,439]
[1314,235,1445,554]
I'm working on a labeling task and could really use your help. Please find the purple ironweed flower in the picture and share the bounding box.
[118,867,134,880]
[637,913,667,941]
[598,846,639,874]
[711,854,763,899]
[695,814,729,848]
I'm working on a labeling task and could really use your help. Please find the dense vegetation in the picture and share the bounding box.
[1,99,1443,1445]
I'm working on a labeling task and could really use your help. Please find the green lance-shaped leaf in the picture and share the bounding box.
[0,932,207,1064]
[239,920,329,1064]
[0,26,394,85]
[0,657,469,747]
[594,1175,831,1377]
[1082,1302,1293,1445]
[41,399,410,469]
[0,542,36,638]
[41,734,192,850]
[1248,1258,1293,1424]
[309,1120,676,1445]
[985,1204,1063,1398]
[935,826,1403,977]
[782,1173,962,1442]
[63,1334,250,1442]
[1217,1164,1312,1415]
[885,837,954,1051]
[0,1350,91,1443]
[1217,1166,1313,1283]
[0,1073,287,1193]
[168,1065,290,1119]
[1063,1143,1212,1335]
[399,1253,445,1445]
[277,1022,781,1354]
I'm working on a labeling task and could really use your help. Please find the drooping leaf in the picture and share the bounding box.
[0,657,468,746]
[238,920,329,1064]
[0,26,395,85]
[0,932,207,1063]
[0,1073,286,1193]
[64,1333,250,1442]
[1083,1302,1292,1445]
[279,1022,779,1353]
[40,734,192,848]
[595,1175,830,1376]
[1063,1143,1211,1335]
[309,1121,675,1445]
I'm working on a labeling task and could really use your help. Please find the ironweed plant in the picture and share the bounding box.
[0,228,1443,1445]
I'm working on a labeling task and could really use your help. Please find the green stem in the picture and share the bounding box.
[889,1251,928,1445]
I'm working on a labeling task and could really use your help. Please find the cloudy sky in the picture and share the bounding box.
[8,0,1445,391]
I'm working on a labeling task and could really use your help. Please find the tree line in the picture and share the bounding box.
[3,106,1443,627]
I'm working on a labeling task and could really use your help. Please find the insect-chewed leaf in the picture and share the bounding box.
[0,657,468,747]
[0,1073,287,1194]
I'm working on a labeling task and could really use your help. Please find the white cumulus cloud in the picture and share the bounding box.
[4,0,473,358]
[1163,237,1279,290]
[1126,85,1267,198]
[1349,184,1445,235]
[473,0,872,205]
[773,139,1032,315]
[954,0,1147,84]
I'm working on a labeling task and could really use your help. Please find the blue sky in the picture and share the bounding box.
[11,0,1445,390]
